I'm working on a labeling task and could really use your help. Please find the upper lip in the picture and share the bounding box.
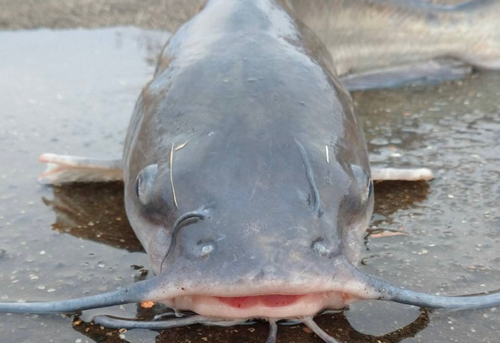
[146,257,380,302]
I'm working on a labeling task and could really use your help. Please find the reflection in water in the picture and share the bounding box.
[372,180,430,225]
[42,183,144,253]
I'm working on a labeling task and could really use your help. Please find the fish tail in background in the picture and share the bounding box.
[286,0,500,76]
[456,0,500,69]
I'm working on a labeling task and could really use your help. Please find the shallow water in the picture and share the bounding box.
[0,28,499,343]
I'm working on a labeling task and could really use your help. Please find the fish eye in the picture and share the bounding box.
[135,164,158,206]
[135,178,140,197]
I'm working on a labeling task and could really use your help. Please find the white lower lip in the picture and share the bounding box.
[165,292,359,319]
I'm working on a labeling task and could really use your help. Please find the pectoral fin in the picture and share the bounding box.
[39,153,123,184]
[371,168,434,181]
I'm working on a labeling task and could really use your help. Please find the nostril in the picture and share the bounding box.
[312,241,328,256]
[195,240,215,259]
[199,244,214,258]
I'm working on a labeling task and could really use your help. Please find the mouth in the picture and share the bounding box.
[150,258,378,319]
[166,292,360,319]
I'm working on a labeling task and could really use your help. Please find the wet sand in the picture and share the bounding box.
[0,1,499,343]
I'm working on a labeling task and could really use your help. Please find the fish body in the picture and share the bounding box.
[123,0,374,318]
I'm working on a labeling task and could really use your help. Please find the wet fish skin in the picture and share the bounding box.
[285,0,500,75]
[123,0,373,282]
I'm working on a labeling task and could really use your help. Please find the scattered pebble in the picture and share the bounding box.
[141,300,155,308]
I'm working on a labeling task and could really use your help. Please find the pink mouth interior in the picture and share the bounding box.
[215,294,305,308]
[171,292,354,318]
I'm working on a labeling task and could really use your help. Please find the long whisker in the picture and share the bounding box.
[278,319,302,326]
[169,142,178,208]
[346,263,500,310]
[265,319,278,343]
[0,275,162,314]
[94,314,246,329]
[302,317,340,343]
[378,283,500,310]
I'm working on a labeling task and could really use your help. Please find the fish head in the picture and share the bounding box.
[125,129,374,319]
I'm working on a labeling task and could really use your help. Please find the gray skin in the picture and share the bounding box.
[2,0,500,342]
[123,0,372,280]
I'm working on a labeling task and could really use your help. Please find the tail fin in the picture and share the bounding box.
[457,0,500,69]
